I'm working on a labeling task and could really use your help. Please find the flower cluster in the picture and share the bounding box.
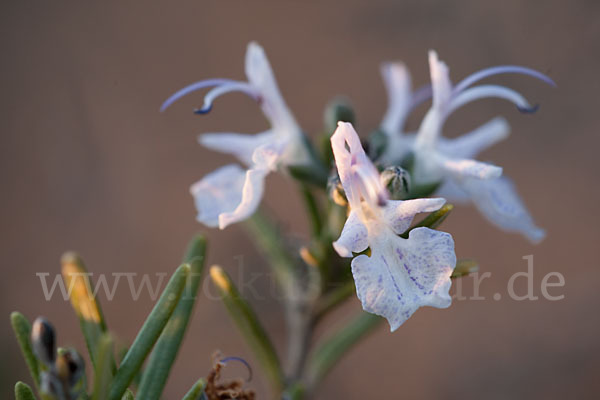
[163,42,553,331]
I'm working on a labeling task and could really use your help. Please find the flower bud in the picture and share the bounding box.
[327,174,347,206]
[380,166,411,200]
[56,348,85,387]
[31,317,56,366]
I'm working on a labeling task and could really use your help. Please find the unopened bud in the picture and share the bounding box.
[327,174,347,206]
[31,317,56,366]
[380,166,411,200]
[56,348,85,387]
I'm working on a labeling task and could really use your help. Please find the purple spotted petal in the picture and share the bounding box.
[352,227,455,331]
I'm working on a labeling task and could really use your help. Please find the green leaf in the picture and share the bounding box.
[400,203,454,238]
[452,258,479,278]
[121,389,134,400]
[11,312,40,388]
[210,265,284,392]
[92,334,115,400]
[181,378,206,400]
[244,212,297,293]
[108,264,190,400]
[15,381,37,400]
[306,312,382,388]
[137,237,207,400]
[61,252,109,369]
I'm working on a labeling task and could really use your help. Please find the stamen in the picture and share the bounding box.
[452,65,556,96]
[447,84,534,117]
[219,356,253,381]
[160,79,236,111]
[193,81,261,114]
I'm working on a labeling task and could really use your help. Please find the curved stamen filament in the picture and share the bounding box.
[446,84,536,119]
[194,81,261,114]
[160,78,237,111]
[452,65,556,96]
[219,356,253,381]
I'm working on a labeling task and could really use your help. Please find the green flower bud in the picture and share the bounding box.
[380,166,411,200]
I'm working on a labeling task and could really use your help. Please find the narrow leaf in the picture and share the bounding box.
[121,389,134,400]
[92,334,115,400]
[400,203,454,238]
[210,265,284,392]
[452,258,479,278]
[244,212,297,292]
[181,378,206,400]
[137,237,207,400]
[11,312,40,388]
[61,252,109,368]
[15,381,37,400]
[307,312,381,388]
[108,264,190,400]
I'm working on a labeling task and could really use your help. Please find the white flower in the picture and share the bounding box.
[162,42,310,229]
[331,122,456,331]
[379,51,554,243]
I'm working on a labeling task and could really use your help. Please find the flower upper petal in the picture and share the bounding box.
[190,164,246,228]
[351,227,455,331]
[245,42,301,141]
[460,176,546,243]
[331,122,388,210]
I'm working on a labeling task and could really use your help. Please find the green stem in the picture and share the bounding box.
[313,280,355,323]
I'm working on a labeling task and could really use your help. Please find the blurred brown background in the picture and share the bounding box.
[1,0,599,398]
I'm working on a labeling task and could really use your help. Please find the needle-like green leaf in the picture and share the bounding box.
[108,263,190,400]
[92,334,114,400]
[210,265,284,392]
[452,258,479,278]
[137,236,207,400]
[306,312,381,388]
[181,378,206,400]
[15,381,37,400]
[400,203,454,238]
[11,312,40,389]
[61,252,109,368]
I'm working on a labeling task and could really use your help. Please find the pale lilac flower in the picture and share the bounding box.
[379,51,554,242]
[162,42,309,229]
[331,122,456,331]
